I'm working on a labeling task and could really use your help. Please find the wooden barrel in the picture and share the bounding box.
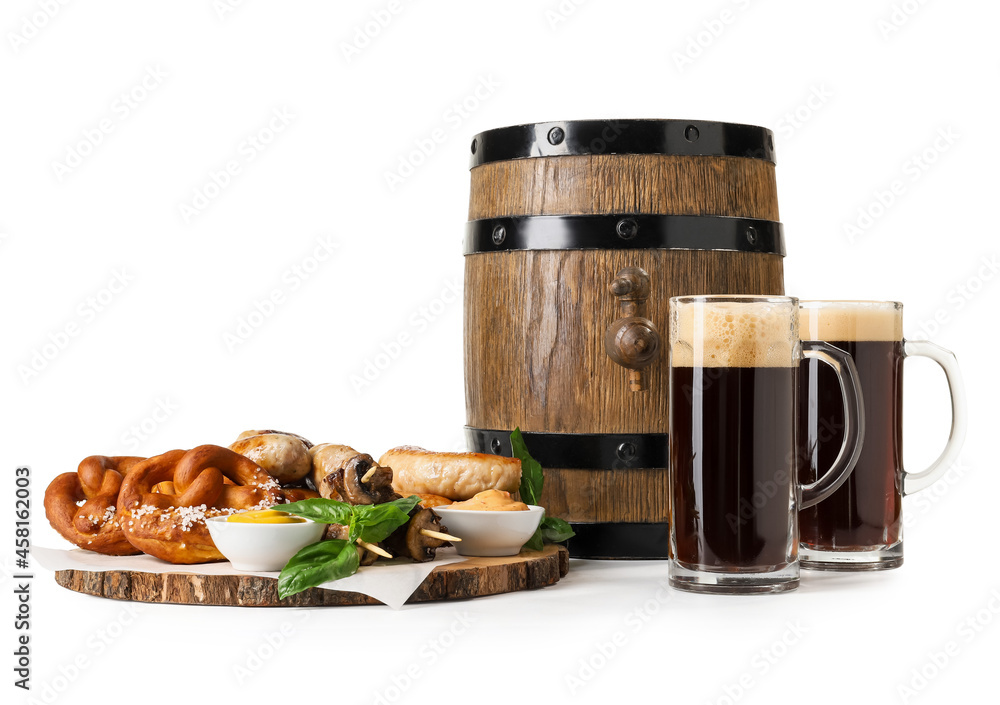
[463,119,785,558]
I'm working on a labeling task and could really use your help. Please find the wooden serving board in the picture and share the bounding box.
[54,545,569,607]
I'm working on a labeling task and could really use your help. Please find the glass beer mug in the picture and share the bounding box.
[797,300,967,570]
[668,296,866,594]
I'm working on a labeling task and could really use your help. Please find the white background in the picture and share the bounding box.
[3,1,998,704]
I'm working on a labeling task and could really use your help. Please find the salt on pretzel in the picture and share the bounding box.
[43,455,146,555]
[119,445,282,564]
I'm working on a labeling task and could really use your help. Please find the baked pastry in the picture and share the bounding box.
[378,446,521,500]
[44,455,145,555]
[118,445,282,564]
[413,493,453,509]
[230,429,313,484]
[280,487,320,502]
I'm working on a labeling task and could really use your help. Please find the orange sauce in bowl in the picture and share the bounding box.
[448,490,529,511]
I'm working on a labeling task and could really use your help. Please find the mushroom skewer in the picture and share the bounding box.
[383,508,453,562]
[310,444,457,563]
[310,444,398,505]
[320,509,455,564]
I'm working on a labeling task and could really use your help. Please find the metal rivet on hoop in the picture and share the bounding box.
[492,224,506,245]
[471,138,478,155]
[616,218,639,240]
[746,226,758,245]
[684,124,700,142]
[490,437,502,454]
[547,126,565,145]
[617,442,636,462]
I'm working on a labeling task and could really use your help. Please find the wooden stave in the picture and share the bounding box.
[469,154,779,221]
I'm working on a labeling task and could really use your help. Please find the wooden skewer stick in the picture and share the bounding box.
[360,465,378,483]
[420,529,462,542]
[357,539,392,559]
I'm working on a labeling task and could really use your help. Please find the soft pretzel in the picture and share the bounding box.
[119,445,282,564]
[43,456,146,555]
[229,429,313,484]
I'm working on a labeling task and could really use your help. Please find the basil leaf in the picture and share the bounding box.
[277,539,360,599]
[522,528,544,552]
[541,515,575,543]
[274,498,353,525]
[511,428,543,506]
[347,512,360,544]
[511,430,575,548]
[354,503,412,544]
[385,495,422,515]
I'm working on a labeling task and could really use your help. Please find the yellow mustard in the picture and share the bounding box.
[227,509,306,524]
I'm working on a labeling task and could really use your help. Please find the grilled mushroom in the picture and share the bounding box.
[358,546,379,566]
[383,508,449,562]
[310,444,358,496]
[322,524,349,541]
[338,455,394,505]
[311,444,399,504]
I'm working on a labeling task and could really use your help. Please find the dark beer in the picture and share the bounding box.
[670,364,799,571]
[798,339,903,550]
[797,300,966,571]
[668,295,868,593]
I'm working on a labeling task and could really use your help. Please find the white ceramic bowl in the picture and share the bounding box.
[431,505,545,557]
[206,515,325,571]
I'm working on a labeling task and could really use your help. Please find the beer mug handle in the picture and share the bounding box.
[799,341,867,509]
[901,340,968,495]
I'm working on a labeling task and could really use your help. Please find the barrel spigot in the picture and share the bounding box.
[604,267,660,392]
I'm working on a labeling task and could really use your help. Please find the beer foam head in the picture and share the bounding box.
[799,301,902,342]
[670,298,797,368]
